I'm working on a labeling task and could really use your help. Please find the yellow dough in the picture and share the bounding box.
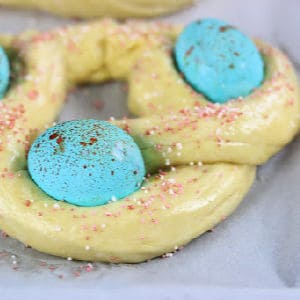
[0,0,193,18]
[0,20,298,263]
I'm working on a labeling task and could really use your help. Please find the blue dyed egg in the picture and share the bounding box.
[174,18,264,103]
[28,120,146,207]
[0,47,10,99]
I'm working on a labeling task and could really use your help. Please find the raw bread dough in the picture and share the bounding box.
[0,20,298,262]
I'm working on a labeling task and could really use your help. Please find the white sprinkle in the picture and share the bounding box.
[165,252,173,258]
[141,187,149,194]
[165,159,170,166]
[169,189,175,195]
[54,226,62,232]
[53,203,60,209]
[101,224,106,229]
[176,143,183,150]
[189,162,194,166]
[67,257,73,261]
[85,245,90,251]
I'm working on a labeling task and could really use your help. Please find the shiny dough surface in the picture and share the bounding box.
[0,0,193,18]
[0,19,298,262]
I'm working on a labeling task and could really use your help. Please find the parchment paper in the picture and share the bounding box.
[0,0,299,298]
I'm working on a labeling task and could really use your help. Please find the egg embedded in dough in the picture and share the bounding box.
[0,46,10,99]
[174,18,264,103]
[28,120,146,207]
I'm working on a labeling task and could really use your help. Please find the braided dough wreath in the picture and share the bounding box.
[0,19,298,263]
[0,0,193,18]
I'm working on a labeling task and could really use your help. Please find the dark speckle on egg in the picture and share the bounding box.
[49,133,59,140]
[219,25,234,33]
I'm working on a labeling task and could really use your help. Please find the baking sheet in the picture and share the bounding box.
[0,0,300,297]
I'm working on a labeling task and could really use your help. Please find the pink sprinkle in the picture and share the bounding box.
[85,263,93,272]
[67,40,77,51]
[32,32,55,43]
[27,90,39,100]
[48,265,57,271]
[25,200,31,207]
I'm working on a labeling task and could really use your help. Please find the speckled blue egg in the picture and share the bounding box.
[174,18,264,103]
[28,120,146,207]
[0,47,10,99]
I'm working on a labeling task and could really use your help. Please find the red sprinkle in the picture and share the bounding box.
[49,133,59,140]
[25,200,31,207]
